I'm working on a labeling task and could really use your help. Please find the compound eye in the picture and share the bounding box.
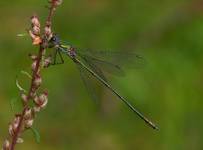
[52,36,56,41]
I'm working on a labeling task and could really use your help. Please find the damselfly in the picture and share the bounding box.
[48,35,159,130]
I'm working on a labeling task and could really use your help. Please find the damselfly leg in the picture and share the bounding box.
[51,48,64,65]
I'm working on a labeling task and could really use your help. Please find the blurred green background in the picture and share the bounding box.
[0,0,203,150]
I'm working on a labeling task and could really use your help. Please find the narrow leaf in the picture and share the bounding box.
[15,76,26,92]
[30,127,41,143]
[17,33,28,37]
[21,70,32,79]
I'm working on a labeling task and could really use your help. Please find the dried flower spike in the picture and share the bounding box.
[2,0,62,149]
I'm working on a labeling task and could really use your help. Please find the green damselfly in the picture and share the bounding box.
[48,35,159,130]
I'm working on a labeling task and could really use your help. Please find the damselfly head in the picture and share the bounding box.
[50,34,60,45]
[48,34,60,48]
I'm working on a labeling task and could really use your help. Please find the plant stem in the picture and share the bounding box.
[10,45,45,150]
[5,1,60,149]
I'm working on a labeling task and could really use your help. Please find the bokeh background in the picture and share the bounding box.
[0,0,203,150]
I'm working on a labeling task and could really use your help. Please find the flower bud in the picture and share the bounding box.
[55,0,63,6]
[9,123,15,136]
[13,116,20,130]
[31,15,40,27]
[29,30,42,45]
[31,61,37,71]
[44,26,52,36]
[50,0,63,6]
[29,30,36,39]
[24,108,32,120]
[29,54,38,61]
[32,36,42,45]
[8,116,20,137]
[2,139,10,150]
[21,93,28,103]
[34,91,48,109]
[24,119,34,128]
[32,26,40,35]
[33,74,42,87]
[17,138,24,144]
[34,106,41,112]
[30,91,36,98]
[43,57,52,68]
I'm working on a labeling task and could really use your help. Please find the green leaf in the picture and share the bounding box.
[30,127,41,143]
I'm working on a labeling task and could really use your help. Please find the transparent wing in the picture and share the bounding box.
[77,49,145,72]
[74,56,159,130]
[79,54,125,77]
[59,39,145,75]
[76,63,100,102]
